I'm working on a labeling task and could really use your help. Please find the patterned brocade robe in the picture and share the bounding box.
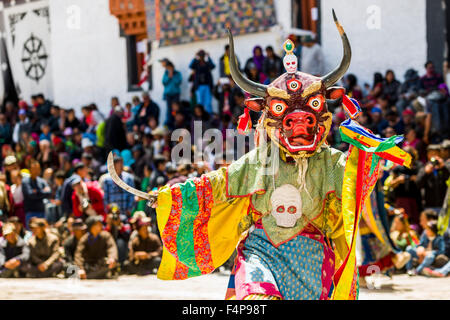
[155,141,382,300]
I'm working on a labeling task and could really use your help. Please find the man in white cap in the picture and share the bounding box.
[0,223,29,278]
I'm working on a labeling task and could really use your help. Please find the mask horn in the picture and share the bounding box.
[227,29,268,97]
[321,9,352,88]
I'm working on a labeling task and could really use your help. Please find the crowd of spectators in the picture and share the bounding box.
[0,38,449,280]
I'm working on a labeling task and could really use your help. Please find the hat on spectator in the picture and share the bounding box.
[131,144,143,153]
[82,152,93,160]
[20,169,30,178]
[113,154,123,163]
[52,136,63,146]
[129,211,147,224]
[136,217,151,229]
[371,107,382,114]
[402,109,415,117]
[29,218,47,228]
[151,127,165,136]
[144,127,152,135]
[107,203,120,214]
[442,140,450,150]
[63,127,73,136]
[72,218,87,231]
[74,162,86,172]
[4,155,17,166]
[18,100,28,109]
[427,144,441,151]
[81,138,94,149]
[165,162,177,174]
[2,223,16,236]
[85,215,103,231]
[71,176,82,186]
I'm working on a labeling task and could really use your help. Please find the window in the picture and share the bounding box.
[292,0,320,34]
[110,0,149,90]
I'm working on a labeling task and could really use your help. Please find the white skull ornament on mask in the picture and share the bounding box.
[270,184,302,228]
[283,54,298,74]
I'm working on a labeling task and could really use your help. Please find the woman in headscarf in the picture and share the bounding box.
[244,46,266,84]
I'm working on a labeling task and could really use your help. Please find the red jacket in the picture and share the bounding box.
[71,182,105,220]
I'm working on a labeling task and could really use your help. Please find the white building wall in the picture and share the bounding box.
[49,0,133,117]
[321,0,427,87]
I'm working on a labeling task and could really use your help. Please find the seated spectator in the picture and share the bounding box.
[406,221,445,275]
[63,218,86,265]
[25,218,63,278]
[0,223,29,278]
[71,177,105,220]
[74,215,118,279]
[125,218,161,276]
[420,61,444,94]
[422,228,450,277]
[390,214,420,251]
[7,216,32,242]
[104,204,130,266]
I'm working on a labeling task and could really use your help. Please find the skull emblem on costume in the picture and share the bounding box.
[283,54,298,74]
[270,184,302,228]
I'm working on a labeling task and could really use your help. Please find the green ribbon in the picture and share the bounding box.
[339,128,403,176]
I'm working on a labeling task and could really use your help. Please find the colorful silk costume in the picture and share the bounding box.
[109,10,411,300]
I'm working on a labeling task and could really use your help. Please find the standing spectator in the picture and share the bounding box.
[62,218,86,264]
[244,46,266,83]
[22,160,51,228]
[416,153,449,211]
[12,109,31,145]
[35,94,52,119]
[190,50,216,114]
[219,44,240,78]
[104,106,128,152]
[125,218,162,275]
[0,223,29,278]
[74,215,118,279]
[48,105,62,133]
[60,163,88,219]
[135,92,160,128]
[420,61,444,94]
[62,109,81,130]
[148,155,168,191]
[161,59,182,128]
[25,218,63,278]
[300,35,325,76]
[385,147,422,227]
[71,177,105,220]
[109,97,121,116]
[263,46,283,78]
[344,74,363,101]
[10,170,25,225]
[383,70,401,106]
[0,113,12,148]
[102,155,135,216]
[213,77,242,116]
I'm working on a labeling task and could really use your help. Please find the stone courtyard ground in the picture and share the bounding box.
[1,273,449,300]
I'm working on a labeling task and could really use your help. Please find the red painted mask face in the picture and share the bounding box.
[261,74,334,157]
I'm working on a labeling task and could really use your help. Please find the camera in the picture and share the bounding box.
[430,157,439,168]
[81,198,91,211]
